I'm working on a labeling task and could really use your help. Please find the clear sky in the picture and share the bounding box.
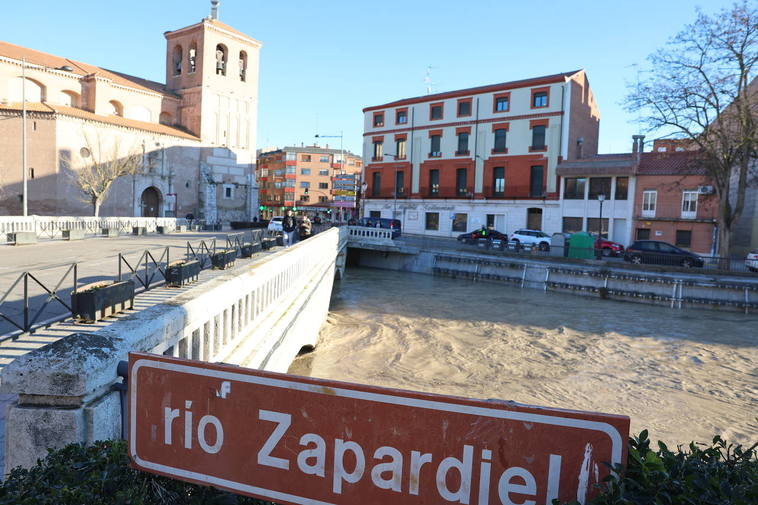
[3,0,735,156]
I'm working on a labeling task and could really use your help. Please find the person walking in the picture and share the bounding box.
[282,209,297,248]
[300,214,312,239]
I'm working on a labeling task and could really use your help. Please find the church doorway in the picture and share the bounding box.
[140,187,161,217]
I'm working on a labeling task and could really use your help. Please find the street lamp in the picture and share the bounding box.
[598,193,606,239]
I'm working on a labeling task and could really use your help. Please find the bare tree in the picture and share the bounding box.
[626,1,757,257]
[69,133,142,217]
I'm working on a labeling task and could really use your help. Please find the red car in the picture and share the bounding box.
[594,236,624,257]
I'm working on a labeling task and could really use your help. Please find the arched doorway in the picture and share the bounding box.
[140,187,161,217]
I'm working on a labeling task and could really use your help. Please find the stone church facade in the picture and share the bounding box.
[0,7,260,222]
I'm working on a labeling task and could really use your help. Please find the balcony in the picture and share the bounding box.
[455,150,470,156]
[428,152,442,158]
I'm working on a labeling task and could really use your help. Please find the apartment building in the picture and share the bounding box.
[362,70,600,236]
[256,146,361,219]
[633,150,719,255]
[556,137,720,254]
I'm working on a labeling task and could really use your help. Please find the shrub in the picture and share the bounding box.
[586,430,757,505]
[0,440,276,505]
[1,433,755,504]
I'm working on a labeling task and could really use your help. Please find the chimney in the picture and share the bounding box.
[632,135,645,164]
[210,0,220,19]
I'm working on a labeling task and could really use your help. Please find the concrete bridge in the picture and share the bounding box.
[1,226,373,472]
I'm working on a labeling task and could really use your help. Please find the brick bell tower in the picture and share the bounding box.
[164,0,261,163]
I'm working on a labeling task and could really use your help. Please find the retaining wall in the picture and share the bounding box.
[351,247,758,313]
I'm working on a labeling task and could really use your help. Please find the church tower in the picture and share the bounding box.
[164,0,261,163]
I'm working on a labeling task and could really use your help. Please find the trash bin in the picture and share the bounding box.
[550,234,566,257]
[567,232,595,259]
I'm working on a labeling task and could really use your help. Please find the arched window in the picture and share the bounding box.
[60,90,80,108]
[109,100,124,116]
[159,111,173,125]
[8,77,46,102]
[215,44,227,76]
[188,41,198,73]
[173,45,183,76]
[239,51,247,82]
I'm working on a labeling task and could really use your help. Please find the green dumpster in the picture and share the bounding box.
[568,231,595,259]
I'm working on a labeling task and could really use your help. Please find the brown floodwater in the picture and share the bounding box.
[289,267,758,447]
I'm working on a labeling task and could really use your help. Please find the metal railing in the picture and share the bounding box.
[395,234,758,276]
[0,264,78,336]
[0,232,271,341]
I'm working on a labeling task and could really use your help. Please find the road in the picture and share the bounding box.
[0,230,262,337]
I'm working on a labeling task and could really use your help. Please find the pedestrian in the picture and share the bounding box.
[300,214,312,239]
[282,209,297,247]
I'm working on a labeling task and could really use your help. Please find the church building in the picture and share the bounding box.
[0,1,260,222]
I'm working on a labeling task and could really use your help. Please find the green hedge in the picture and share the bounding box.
[0,433,755,504]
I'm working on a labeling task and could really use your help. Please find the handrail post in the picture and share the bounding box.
[23,273,29,334]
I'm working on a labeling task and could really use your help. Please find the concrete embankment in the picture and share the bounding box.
[349,246,758,313]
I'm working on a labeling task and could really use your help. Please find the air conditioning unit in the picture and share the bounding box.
[698,185,715,195]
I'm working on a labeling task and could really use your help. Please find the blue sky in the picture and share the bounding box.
[4,0,734,156]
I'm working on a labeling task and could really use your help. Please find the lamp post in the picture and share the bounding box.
[596,193,606,259]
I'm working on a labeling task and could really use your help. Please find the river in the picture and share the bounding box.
[289,267,757,447]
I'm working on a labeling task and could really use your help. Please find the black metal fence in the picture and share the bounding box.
[0,230,278,341]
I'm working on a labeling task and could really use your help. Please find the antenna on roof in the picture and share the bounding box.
[210,0,220,20]
[424,65,436,95]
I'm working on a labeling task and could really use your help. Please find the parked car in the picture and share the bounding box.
[509,229,551,251]
[457,228,507,245]
[746,249,758,272]
[357,217,402,238]
[594,236,625,257]
[267,216,283,232]
[623,240,704,268]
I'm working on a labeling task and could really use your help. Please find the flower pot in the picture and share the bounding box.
[132,227,146,236]
[62,229,85,241]
[261,237,276,250]
[211,249,237,270]
[71,280,135,323]
[166,259,201,287]
[102,228,118,238]
[240,242,261,258]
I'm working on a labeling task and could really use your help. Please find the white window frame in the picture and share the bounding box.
[681,191,698,219]
[642,190,657,218]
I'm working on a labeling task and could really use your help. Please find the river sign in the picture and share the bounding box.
[129,352,629,505]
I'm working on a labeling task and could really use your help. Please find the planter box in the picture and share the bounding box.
[7,232,37,245]
[157,226,172,234]
[177,225,187,233]
[62,229,85,241]
[71,280,135,323]
[132,226,146,236]
[166,260,201,287]
[102,228,118,238]
[275,235,284,247]
[240,242,262,258]
[211,249,237,270]
[203,224,223,231]
[261,237,276,250]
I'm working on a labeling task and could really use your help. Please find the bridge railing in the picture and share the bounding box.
[0,216,187,240]
[346,225,395,243]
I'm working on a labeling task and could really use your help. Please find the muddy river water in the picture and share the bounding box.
[289,268,757,446]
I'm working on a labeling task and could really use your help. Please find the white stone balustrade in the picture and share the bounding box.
[347,225,395,243]
[0,215,187,239]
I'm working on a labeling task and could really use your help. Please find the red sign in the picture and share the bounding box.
[129,352,629,505]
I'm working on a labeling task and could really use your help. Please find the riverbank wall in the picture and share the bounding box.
[349,247,758,313]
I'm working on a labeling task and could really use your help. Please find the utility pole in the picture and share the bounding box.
[21,57,28,216]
